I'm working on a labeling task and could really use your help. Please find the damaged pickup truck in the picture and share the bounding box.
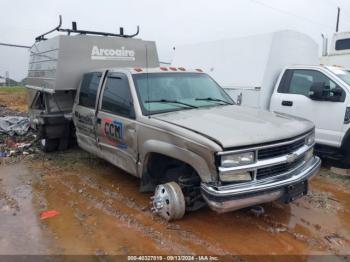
[73,67,321,220]
[27,19,321,220]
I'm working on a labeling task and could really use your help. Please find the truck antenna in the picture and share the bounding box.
[336,7,340,32]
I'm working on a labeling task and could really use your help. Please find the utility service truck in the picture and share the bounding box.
[172,30,350,167]
[27,20,320,220]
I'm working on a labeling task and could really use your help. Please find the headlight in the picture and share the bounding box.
[221,152,255,167]
[305,148,314,162]
[305,132,315,146]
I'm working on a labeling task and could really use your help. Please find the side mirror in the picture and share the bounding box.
[309,82,326,100]
[309,82,344,102]
[331,86,343,97]
[327,86,344,102]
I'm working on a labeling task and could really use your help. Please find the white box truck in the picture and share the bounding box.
[172,30,350,167]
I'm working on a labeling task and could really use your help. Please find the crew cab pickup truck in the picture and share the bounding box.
[72,67,321,220]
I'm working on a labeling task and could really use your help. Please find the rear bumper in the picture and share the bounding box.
[201,156,321,213]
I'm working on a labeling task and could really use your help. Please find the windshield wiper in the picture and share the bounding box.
[145,99,198,108]
[195,97,233,105]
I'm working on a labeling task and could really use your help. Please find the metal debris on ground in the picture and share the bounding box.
[0,116,30,136]
[325,234,345,246]
[0,136,37,158]
[267,226,288,234]
[0,115,37,159]
[250,205,265,217]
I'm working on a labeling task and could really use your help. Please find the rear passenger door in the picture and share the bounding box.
[96,72,138,176]
[73,72,103,152]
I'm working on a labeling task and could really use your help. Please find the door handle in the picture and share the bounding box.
[281,100,293,106]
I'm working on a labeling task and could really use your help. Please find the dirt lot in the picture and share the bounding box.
[1,89,350,259]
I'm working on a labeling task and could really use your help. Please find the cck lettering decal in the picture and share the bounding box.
[102,118,128,149]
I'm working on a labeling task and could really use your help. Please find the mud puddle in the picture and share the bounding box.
[0,163,56,254]
[1,149,350,257]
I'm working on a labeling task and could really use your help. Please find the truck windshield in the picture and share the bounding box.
[329,68,350,86]
[132,73,234,115]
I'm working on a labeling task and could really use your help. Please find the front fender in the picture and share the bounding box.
[139,140,215,183]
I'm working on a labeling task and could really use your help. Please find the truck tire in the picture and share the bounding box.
[151,181,186,221]
[40,138,59,152]
[58,138,69,151]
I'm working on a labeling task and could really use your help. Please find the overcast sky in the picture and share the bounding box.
[1,0,350,81]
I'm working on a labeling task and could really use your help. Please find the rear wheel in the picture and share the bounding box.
[151,182,186,221]
[40,138,59,152]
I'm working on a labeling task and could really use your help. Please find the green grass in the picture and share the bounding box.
[0,86,26,93]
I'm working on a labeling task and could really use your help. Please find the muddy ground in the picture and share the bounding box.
[0,89,350,259]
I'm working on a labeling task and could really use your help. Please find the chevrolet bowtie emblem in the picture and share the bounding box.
[286,153,298,163]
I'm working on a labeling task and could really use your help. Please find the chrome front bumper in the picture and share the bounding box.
[201,156,321,213]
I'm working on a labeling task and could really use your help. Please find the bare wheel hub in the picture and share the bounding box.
[151,181,185,221]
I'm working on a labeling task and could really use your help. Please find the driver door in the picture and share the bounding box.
[270,69,347,147]
[95,72,138,176]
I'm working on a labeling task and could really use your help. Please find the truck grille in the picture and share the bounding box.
[256,157,305,180]
[257,138,305,160]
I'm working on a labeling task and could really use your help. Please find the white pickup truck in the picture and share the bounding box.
[172,30,350,167]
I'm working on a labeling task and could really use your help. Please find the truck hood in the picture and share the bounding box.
[153,105,313,149]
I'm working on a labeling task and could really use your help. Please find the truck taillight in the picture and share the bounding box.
[160,67,168,71]
[345,107,350,124]
[134,68,143,72]
[169,67,177,71]
[195,68,203,72]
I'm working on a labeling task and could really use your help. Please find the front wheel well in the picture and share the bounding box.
[145,153,199,185]
[142,153,205,212]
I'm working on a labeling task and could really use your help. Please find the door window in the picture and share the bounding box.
[101,73,135,118]
[79,72,102,108]
[279,69,343,100]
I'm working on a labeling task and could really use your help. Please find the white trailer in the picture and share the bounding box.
[172,30,319,109]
